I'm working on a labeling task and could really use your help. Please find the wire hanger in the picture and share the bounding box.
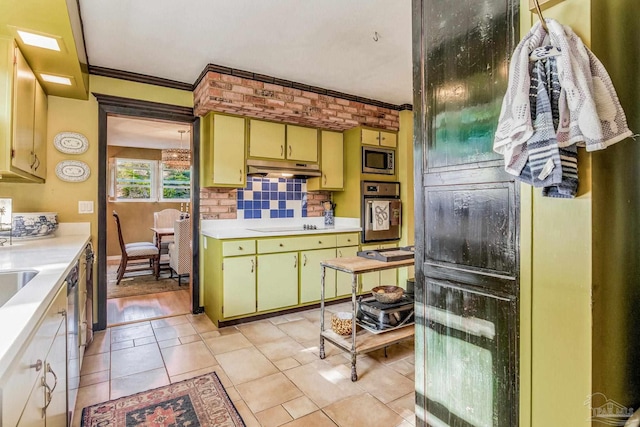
[532,0,549,33]
[528,0,561,62]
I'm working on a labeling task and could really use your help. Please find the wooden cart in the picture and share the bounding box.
[319,255,415,381]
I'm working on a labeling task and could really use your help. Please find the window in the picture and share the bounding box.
[110,158,191,202]
[160,164,191,201]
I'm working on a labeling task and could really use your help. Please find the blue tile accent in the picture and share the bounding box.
[237,177,308,220]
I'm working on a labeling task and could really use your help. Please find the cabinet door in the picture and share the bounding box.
[213,114,245,186]
[257,252,298,311]
[43,319,67,427]
[222,256,256,318]
[379,243,398,286]
[300,248,336,303]
[361,128,380,146]
[320,131,343,189]
[249,120,285,159]
[16,378,45,427]
[31,81,47,179]
[336,246,359,296]
[12,46,36,174]
[379,130,397,148]
[360,244,380,292]
[286,125,317,162]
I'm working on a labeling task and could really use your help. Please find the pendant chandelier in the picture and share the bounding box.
[162,130,190,170]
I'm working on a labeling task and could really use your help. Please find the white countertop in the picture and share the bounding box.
[0,224,90,380]
[201,217,362,239]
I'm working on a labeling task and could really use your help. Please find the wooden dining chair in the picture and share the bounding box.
[113,211,159,285]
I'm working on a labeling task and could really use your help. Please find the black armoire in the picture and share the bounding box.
[412,1,520,426]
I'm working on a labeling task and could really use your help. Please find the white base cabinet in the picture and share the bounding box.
[3,284,67,427]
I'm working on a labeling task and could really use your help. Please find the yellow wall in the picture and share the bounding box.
[397,110,414,286]
[0,74,193,324]
[519,1,593,426]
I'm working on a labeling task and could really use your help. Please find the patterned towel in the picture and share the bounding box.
[494,18,632,176]
[516,58,562,187]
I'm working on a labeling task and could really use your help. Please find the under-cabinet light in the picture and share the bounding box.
[17,30,60,51]
[281,173,294,177]
[40,74,72,86]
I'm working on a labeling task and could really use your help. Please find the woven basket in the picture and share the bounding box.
[371,285,404,303]
[331,312,353,335]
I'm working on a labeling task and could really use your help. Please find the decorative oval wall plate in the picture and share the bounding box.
[53,132,89,154]
[55,160,91,182]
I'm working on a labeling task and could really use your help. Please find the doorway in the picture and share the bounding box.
[95,94,201,331]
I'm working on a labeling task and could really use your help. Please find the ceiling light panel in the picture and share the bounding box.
[17,30,60,51]
[40,74,72,85]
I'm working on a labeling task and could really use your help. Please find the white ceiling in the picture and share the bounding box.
[79,0,413,106]
[107,116,191,149]
[83,1,412,147]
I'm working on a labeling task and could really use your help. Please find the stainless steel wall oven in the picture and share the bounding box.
[361,180,402,243]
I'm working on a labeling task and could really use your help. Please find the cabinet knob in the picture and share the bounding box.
[30,359,43,371]
[239,169,242,182]
[323,173,327,185]
[347,239,351,242]
[339,250,343,257]
[303,254,308,266]
[281,145,284,156]
[289,145,292,157]
[238,246,243,250]
[250,259,255,273]
[318,240,322,244]
[293,255,297,268]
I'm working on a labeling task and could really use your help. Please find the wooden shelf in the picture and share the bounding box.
[321,325,414,355]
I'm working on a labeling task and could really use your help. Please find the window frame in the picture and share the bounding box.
[109,157,191,203]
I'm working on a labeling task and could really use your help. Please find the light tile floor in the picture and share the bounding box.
[74,302,415,427]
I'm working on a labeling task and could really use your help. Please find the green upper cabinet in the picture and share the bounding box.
[308,130,343,191]
[286,125,318,162]
[202,112,246,188]
[248,119,286,159]
[362,128,397,148]
[0,39,47,182]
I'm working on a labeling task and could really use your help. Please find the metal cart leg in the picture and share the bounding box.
[350,272,358,381]
[319,264,326,359]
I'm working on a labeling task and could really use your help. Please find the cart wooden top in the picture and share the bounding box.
[320,256,414,274]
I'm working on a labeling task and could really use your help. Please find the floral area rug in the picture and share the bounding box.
[107,263,185,299]
[81,372,245,426]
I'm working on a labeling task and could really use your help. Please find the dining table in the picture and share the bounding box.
[150,227,175,251]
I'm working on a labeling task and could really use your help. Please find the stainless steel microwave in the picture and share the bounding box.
[362,146,395,175]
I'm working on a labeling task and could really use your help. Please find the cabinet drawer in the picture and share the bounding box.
[258,235,337,253]
[222,240,256,257]
[336,233,359,247]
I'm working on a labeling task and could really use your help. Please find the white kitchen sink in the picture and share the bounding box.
[0,270,38,307]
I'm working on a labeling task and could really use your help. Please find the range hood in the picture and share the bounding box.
[246,159,321,178]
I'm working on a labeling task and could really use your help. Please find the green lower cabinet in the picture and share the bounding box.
[300,248,337,303]
[257,252,299,311]
[222,256,256,318]
[360,243,398,292]
[336,246,359,296]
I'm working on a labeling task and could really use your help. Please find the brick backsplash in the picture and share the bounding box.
[200,181,330,220]
[194,71,400,131]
